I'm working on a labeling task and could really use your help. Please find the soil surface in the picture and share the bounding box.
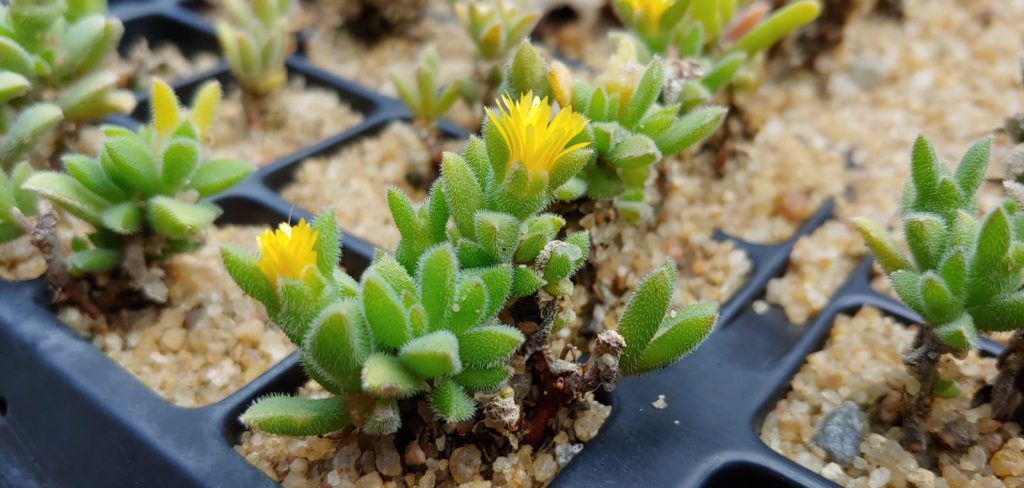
[59,225,294,407]
[761,307,1024,487]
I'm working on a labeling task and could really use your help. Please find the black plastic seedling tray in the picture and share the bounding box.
[1,2,1008,487]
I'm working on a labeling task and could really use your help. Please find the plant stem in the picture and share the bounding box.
[987,329,1024,420]
[900,327,947,452]
[14,203,101,317]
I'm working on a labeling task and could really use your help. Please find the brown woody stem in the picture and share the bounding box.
[900,327,950,452]
[988,329,1024,420]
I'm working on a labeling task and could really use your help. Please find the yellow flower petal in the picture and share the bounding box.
[151,79,181,136]
[622,0,674,29]
[484,92,589,176]
[190,81,222,139]
[257,219,320,284]
[547,61,573,109]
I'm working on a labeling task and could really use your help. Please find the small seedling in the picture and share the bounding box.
[24,79,253,304]
[612,0,821,104]
[504,40,726,221]
[216,0,294,123]
[0,0,135,124]
[392,48,464,169]
[855,135,1024,451]
[454,0,540,107]
[618,261,718,376]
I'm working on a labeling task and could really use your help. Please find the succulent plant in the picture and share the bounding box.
[504,40,726,221]
[393,48,464,129]
[23,79,252,282]
[612,0,821,105]
[854,135,1024,451]
[388,91,593,299]
[0,0,135,123]
[454,0,540,103]
[618,260,718,376]
[225,213,525,434]
[216,0,294,97]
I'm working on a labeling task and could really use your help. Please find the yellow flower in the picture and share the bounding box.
[622,0,674,30]
[257,220,319,283]
[485,92,589,175]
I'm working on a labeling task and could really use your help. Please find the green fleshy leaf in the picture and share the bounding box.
[23,171,110,226]
[966,208,1011,306]
[160,138,200,191]
[147,197,220,239]
[516,214,565,263]
[103,135,160,196]
[969,291,1024,332]
[474,211,519,263]
[67,248,122,275]
[418,245,458,330]
[654,106,726,156]
[360,271,411,349]
[221,246,278,315]
[953,138,991,205]
[453,366,511,393]
[1,103,63,170]
[608,134,661,169]
[938,250,967,301]
[511,265,544,297]
[0,72,30,105]
[852,217,912,274]
[442,152,484,240]
[100,201,142,234]
[468,264,512,319]
[622,58,663,130]
[312,211,340,277]
[0,38,37,78]
[458,324,524,368]
[629,302,717,376]
[729,0,821,55]
[372,252,418,298]
[909,135,940,204]
[241,395,349,436]
[904,212,947,271]
[701,52,746,93]
[891,270,925,316]
[619,261,675,373]
[62,154,126,202]
[446,277,488,335]
[429,379,475,423]
[934,313,977,350]
[920,273,960,326]
[276,277,319,343]
[361,353,425,398]
[305,301,369,389]
[462,137,493,191]
[190,158,252,197]
[399,330,462,378]
[505,41,548,99]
